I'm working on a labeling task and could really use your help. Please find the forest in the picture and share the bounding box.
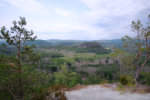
[0,15,150,100]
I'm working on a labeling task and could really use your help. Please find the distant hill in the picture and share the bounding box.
[44,39,123,49]
[77,42,110,54]
[94,39,123,49]
[27,40,51,47]
[0,39,123,49]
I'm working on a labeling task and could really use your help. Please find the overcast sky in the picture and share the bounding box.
[0,0,150,40]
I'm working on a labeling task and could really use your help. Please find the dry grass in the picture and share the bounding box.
[134,85,150,94]
[100,83,150,94]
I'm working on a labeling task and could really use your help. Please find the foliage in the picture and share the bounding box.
[96,64,119,81]
[138,72,150,85]
[0,15,150,100]
[78,71,89,77]
[55,91,67,100]
[50,58,66,69]
[21,45,41,66]
[119,75,135,86]
[83,75,101,85]
[100,80,108,84]
[0,17,37,46]
[54,65,81,88]
[121,14,150,86]
[0,17,52,100]
[76,42,110,54]
[105,57,109,64]
[117,83,125,91]
[0,57,50,100]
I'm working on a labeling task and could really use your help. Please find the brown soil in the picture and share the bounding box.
[65,84,89,91]
[134,85,150,94]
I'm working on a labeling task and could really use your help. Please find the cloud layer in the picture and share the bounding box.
[0,0,150,40]
[3,0,47,14]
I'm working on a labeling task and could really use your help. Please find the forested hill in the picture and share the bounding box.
[0,39,121,55]
[18,39,123,48]
[93,39,123,49]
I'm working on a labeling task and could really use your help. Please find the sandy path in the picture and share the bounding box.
[65,85,150,100]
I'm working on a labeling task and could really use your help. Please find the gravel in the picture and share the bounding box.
[65,85,150,100]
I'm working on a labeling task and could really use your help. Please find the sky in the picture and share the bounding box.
[0,0,150,40]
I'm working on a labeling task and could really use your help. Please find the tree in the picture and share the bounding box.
[54,65,80,88]
[105,57,109,64]
[122,15,150,87]
[0,17,37,99]
[21,45,40,66]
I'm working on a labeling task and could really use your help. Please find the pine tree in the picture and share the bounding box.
[0,17,37,99]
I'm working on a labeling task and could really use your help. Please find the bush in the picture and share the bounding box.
[0,60,50,100]
[54,65,81,88]
[138,72,150,85]
[55,91,67,100]
[50,52,64,58]
[74,57,83,63]
[79,71,89,77]
[83,75,101,85]
[120,75,134,85]
[39,51,64,58]
[96,64,119,81]
[50,84,66,92]
[117,83,125,91]
[100,80,108,84]
[51,58,66,67]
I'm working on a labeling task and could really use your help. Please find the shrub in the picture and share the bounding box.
[54,65,81,88]
[100,80,108,84]
[51,66,57,72]
[50,84,66,91]
[74,57,83,63]
[50,52,64,58]
[117,83,125,91]
[55,91,62,97]
[79,71,89,77]
[120,75,134,85]
[138,72,150,85]
[0,62,50,100]
[83,75,101,85]
[55,91,67,100]
[96,64,119,81]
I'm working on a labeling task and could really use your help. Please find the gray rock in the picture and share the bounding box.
[65,85,150,100]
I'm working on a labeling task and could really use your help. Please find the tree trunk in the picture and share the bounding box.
[135,68,140,87]
[17,42,23,99]
[134,36,150,87]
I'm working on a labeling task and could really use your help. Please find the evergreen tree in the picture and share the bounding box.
[0,17,37,99]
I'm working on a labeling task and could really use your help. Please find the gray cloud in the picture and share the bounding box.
[76,0,150,39]
[1,0,150,40]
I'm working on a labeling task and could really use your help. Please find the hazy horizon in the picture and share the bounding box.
[36,38,122,41]
[0,38,122,41]
[0,0,150,40]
